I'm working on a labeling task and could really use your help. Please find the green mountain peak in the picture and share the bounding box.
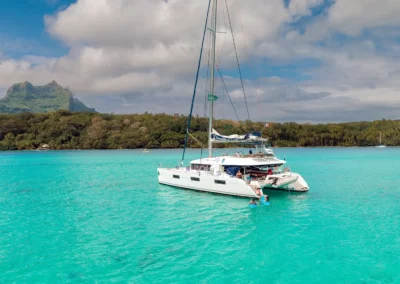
[0,81,96,114]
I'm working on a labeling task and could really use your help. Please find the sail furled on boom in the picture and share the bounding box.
[211,129,267,143]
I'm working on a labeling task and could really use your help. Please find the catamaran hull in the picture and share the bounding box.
[157,168,259,198]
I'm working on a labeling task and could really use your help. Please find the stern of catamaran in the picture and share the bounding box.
[247,143,310,192]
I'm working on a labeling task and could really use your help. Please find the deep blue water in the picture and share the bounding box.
[1,148,399,283]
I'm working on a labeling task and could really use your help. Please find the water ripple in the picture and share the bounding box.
[1,149,399,283]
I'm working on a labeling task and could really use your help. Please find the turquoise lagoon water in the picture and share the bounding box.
[1,148,399,283]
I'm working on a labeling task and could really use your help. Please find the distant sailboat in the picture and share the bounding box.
[376,132,386,148]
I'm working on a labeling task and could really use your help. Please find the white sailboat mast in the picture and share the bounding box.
[208,0,218,158]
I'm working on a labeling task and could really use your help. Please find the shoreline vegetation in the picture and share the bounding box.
[0,111,398,150]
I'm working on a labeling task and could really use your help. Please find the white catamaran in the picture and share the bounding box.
[157,0,309,198]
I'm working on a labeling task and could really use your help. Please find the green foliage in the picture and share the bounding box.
[0,111,398,150]
[0,81,96,114]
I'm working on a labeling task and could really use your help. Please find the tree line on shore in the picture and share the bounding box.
[0,111,398,150]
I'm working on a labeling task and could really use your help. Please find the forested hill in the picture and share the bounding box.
[0,111,398,150]
[0,81,96,114]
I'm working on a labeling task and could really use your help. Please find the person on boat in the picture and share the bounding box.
[236,170,243,179]
[249,149,253,155]
[249,198,257,205]
[267,168,273,175]
[263,195,269,201]
[256,187,261,196]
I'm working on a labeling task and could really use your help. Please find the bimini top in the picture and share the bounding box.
[211,129,268,143]
[190,156,285,167]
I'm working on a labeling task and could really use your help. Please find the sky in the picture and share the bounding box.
[1,0,400,123]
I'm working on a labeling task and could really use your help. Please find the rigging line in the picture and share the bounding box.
[216,65,240,121]
[235,3,261,120]
[224,0,251,122]
[217,1,231,73]
[215,1,228,73]
[182,0,213,163]
[204,29,212,118]
[235,2,257,76]
[188,132,208,151]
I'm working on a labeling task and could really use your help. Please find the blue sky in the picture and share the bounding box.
[0,0,400,122]
[0,0,323,81]
[0,0,74,58]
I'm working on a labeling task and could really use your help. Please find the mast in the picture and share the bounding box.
[208,0,218,157]
[180,0,212,163]
[380,132,382,145]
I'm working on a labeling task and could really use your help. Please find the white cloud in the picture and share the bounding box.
[1,0,293,96]
[327,0,400,36]
[289,0,324,17]
[1,0,400,122]
[46,0,289,47]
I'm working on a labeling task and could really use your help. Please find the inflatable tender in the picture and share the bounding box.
[266,175,299,188]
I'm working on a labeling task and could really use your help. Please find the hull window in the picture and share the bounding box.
[214,180,226,185]
[191,177,200,181]
[173,175,180,179]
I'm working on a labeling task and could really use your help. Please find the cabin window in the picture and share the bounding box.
[191,177,200,182]
[214,180,226,185]
[173,175,180,179]
[191,164,211,171]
